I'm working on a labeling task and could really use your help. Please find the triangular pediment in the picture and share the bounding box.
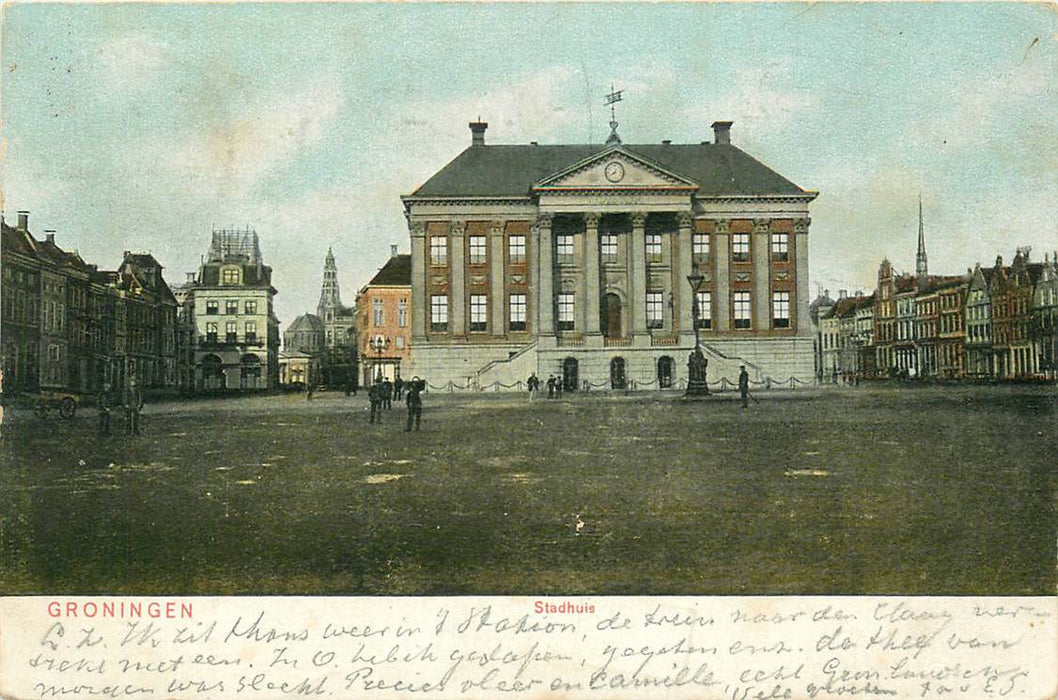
[534,147,699,192]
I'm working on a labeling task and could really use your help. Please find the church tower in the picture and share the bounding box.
[916,195,928,291]
[317,247,341,320]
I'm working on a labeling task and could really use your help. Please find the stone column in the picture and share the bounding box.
[795,217,811,337]
[489,221,505,336]
[676,212,694,338]
[630,212,647,336]
[583,213,601,335]
[536,213,554,337]
[450,220,466,337]
[410,222,427,340]
[753,219,771,331]
[714,219,731,332]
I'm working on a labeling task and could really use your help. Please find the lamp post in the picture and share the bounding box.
[685,265,709,396]
[371,336,390,383]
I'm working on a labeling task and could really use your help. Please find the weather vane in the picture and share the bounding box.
[605,84,624,145]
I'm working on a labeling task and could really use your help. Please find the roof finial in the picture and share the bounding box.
[605,84,624,145]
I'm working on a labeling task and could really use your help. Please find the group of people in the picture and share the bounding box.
[368,375,425,431]
[96,378,145,437]
[526,372,571,400]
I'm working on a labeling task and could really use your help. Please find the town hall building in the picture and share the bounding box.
[401,120,817,389]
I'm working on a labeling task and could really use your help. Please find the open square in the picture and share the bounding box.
[1,384,1053,596]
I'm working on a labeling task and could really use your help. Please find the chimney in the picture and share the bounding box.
[839,289,847,299]
[16,211,29,231]
[44,230,56,244]
[855,290,863,298]
[390,244,398,258]
[469,121,488,147]
[711,121,733,145]
[186,272,196,284]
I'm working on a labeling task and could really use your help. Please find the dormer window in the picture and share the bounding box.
[221,267,241,285]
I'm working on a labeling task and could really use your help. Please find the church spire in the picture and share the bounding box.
[317,248,341,317]
[916,195,928,291]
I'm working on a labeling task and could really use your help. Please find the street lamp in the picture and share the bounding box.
[371,336,390,383]
[685,264,709,396]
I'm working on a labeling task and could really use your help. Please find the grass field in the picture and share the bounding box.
[1,384,1054,595]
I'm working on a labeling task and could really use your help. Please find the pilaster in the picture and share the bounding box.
[409,222,426,341]
[536,213,554,337]
[714,219,731,332]
[795,217,811,337]
[450,220,466,337]
[583,213,601,335]
[753,219,771,331]
[489,221,505,336]
[630,212,647,336]
[676,212,694,338]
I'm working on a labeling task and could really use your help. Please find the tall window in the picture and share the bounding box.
[556,235,574,264]
[397,299,408,328]
[508,235,526,264]
[772,291,791,328]
[509,293,527,331]
[470,295,487,332]
[696,291,712,329]
[732,233,751,262]
[206,300,218,315]
[430,237,448,265]
[734,291,752,329]
[226,300,238,315]
[646,234,663,263]
[226,321,238,343]
[245,321,257,342]
[692,233,709,259]
[206,322,218,342]
[770,233,789,262]
[395,336,405,349]
[469,236,487,265]
[222,267,240,285]
[557,293,575,331]
[646,291,664,329]
[601,235,618,263]
[430,295,448,332]
[373,298,383,326]
[244,300,257,315]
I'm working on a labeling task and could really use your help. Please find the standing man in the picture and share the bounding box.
[405,376,423,432]
[123,376,143,436]
[527,373,538,402]
[738,365,750,410]
[369,381,382,424]
[96,384,112,437]
[546,374,556,399]
[394,375,404,402]
[382,377,393,410]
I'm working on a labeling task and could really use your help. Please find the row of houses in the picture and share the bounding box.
[2,212,179,397]
[814,247,1058,382]
[2,212,283,399]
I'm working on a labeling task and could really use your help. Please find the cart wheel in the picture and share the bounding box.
[34,400,48,419]
[59,397,77,419]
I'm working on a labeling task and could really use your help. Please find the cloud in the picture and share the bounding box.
[684,63,818,134]
[96,34,170,91]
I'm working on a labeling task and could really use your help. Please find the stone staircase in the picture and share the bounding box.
[699,343,764,384]
[474,341,539,388]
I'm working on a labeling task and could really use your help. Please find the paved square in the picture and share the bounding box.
[1,385,1054,595]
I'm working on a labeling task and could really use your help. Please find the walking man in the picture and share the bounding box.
[123,377,143,436]
[738,365,750,410]
[394,376,404,401]
[382,377,393,410]
[96,384,112,437]
[527,372,538,402]
[405,376,423,431]
[546,374,556,399]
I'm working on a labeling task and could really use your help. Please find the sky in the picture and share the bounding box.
[2,3,1056,324]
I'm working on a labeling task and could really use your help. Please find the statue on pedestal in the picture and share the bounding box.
[686,347,710,396]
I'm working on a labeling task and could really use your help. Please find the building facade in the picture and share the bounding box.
[181,228,280,391]
[401,120,817,389]
[356,250,411,385]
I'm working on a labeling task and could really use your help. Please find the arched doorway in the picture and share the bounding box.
[562,357,578,392]
[240,354,262,389]
[201,354,224,391]
[610,357,626,390]
[602,293,623,338]
[657,356,674,388]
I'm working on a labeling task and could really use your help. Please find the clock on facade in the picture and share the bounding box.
[604,161,625,183]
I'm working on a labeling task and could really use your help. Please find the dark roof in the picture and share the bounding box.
[1,221,37,257]
[287,314,323,333]
[410,143,807,198]
[367,254,411,287]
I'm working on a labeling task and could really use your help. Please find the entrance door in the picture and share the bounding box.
[610,357,626,390]
[657,356,674,388]
[603,293,622,337]
[562,357,578,392]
